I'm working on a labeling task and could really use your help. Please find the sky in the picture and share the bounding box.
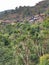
[0,0,43,12]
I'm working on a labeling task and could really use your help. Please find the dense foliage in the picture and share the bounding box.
[0,19,49,65]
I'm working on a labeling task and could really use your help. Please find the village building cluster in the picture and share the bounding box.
[0,13,48,24]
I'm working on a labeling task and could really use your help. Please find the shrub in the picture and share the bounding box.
[39,54,49,65]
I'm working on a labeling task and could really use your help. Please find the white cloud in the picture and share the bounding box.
[0,0,43,12]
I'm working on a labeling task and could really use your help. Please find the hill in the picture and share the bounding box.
[0,0,49,65]
[0,0,49,22]
[34,0,49,14]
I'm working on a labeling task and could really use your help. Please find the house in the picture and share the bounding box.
[29,13,45,23]
[29,16,38,23]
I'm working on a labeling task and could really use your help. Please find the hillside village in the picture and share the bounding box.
[0,0,49,24]
[0,13,48,24]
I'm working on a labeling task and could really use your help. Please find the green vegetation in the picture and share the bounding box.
[0,0,49,65]
[39,54,49,65]
[0,19,49,65]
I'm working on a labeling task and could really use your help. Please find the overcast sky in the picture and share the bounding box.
[0,0,43,12]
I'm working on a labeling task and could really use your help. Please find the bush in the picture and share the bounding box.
[39,54,49,65]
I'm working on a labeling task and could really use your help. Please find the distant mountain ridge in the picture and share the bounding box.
[0,0,49,20]
[34,0,49,13]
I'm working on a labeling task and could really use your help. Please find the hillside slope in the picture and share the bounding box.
[0,0,49,22]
